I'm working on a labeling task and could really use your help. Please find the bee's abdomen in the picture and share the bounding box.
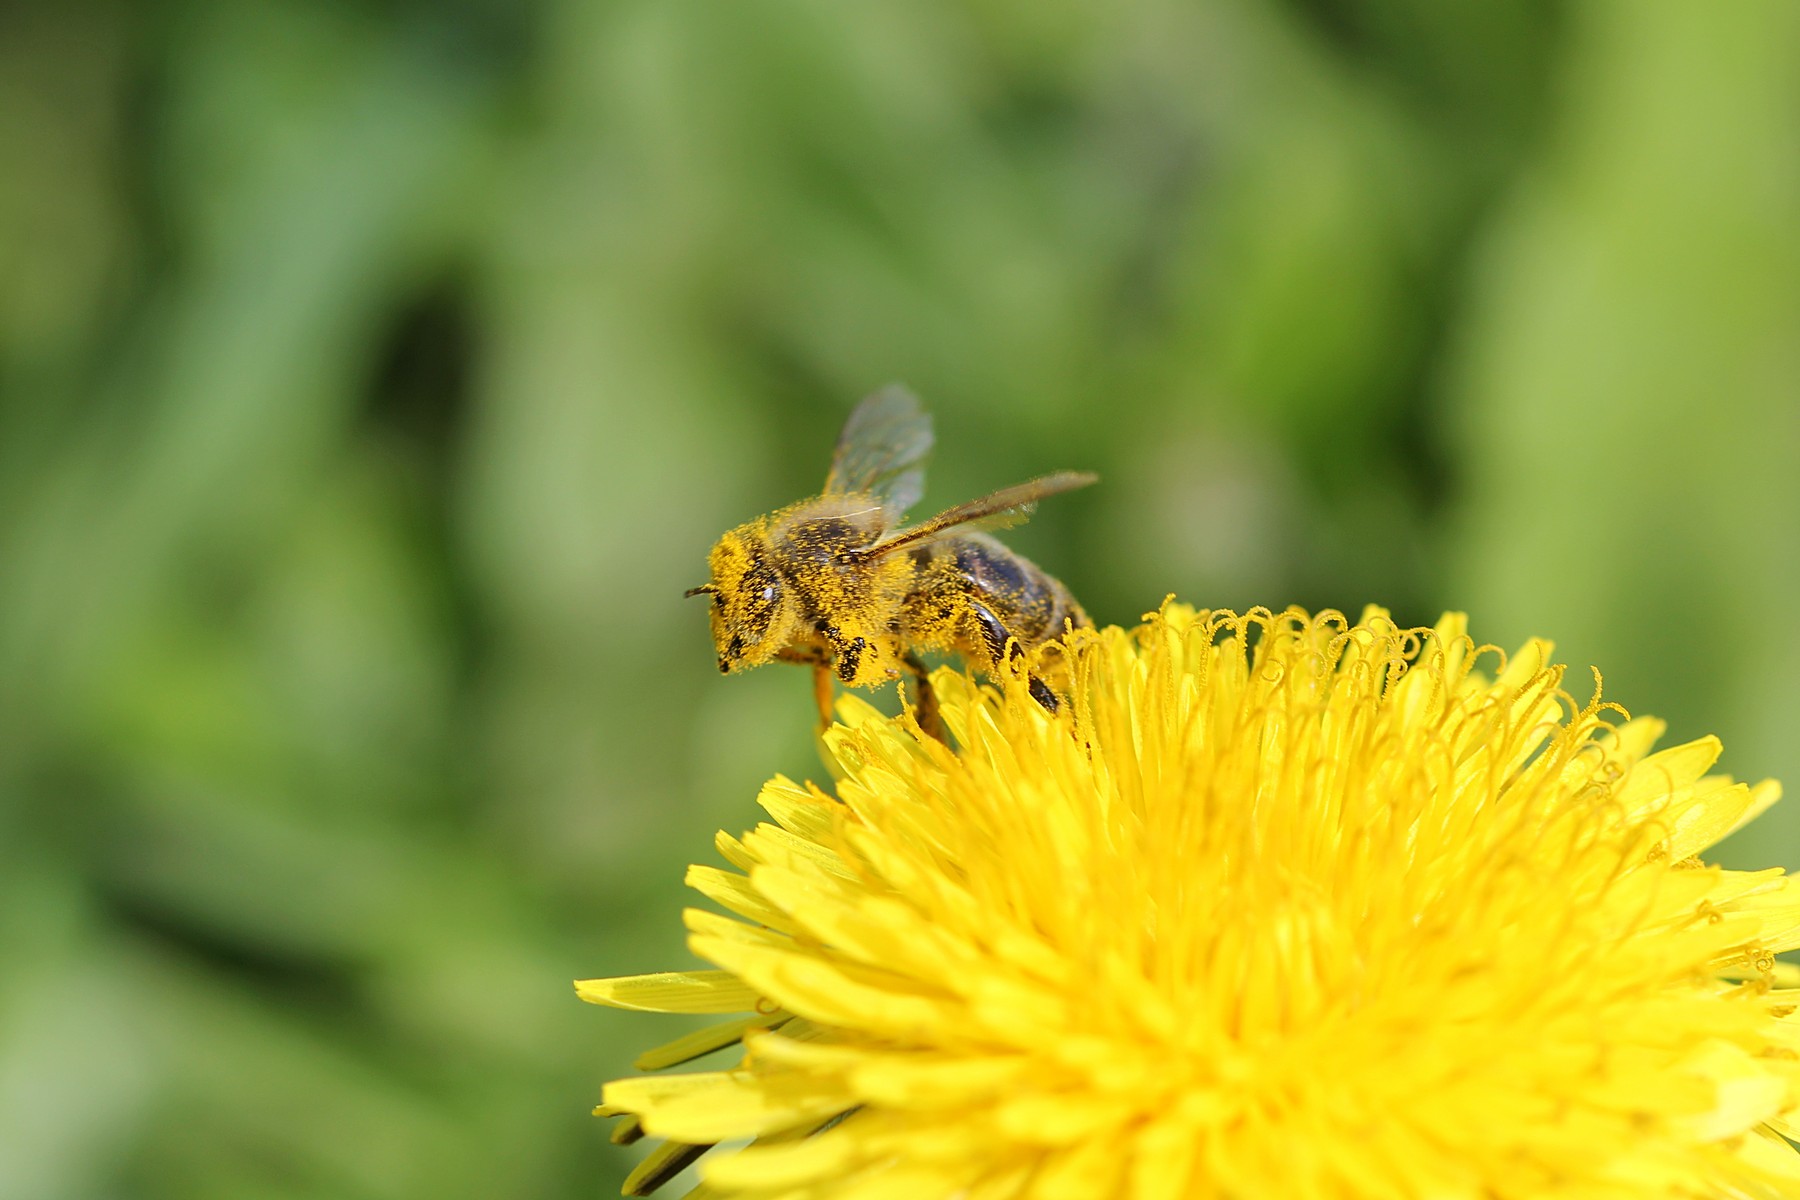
[913,534,1086,661]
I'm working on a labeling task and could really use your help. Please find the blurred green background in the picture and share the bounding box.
[3,0,1797,1196]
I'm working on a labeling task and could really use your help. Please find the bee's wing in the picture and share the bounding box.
[823,385,934,520]
[863,471,1098,560]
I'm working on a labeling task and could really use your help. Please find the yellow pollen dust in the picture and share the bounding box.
[581,604,1800,1199]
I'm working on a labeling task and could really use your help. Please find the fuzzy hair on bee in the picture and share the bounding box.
[686,386,1095,740]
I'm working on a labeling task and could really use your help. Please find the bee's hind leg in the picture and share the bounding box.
[970,603,1060,716]
[900,652,947,745]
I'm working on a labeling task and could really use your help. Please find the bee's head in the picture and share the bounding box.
[688,526,795,673]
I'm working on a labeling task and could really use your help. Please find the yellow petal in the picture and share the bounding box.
[576,970,762,1014]
[635,1013,790,1072]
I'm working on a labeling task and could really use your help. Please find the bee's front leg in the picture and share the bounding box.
[775,645,836,730]
[811,663,834,729]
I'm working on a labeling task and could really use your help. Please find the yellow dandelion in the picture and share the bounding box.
[580,604,1800,1198]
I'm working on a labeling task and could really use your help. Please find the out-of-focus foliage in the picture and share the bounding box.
[1,1,1794,1196]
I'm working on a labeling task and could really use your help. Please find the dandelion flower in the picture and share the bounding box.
[580,604,1800,1198]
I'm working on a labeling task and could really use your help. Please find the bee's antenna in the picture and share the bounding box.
[683,585,716,598]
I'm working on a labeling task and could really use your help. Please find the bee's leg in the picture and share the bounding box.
[811,663,834,729]
[775,646,836,730]
[899,651,946,745]
[971,604,1060,715]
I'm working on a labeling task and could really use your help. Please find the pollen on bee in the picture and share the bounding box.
[685,388,1093,737]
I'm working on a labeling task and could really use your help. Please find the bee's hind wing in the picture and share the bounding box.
[823,385,934,520]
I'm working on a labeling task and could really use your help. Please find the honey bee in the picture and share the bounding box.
[685,385,1096,738]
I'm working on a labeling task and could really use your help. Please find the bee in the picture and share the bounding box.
[685,385,1096,739]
